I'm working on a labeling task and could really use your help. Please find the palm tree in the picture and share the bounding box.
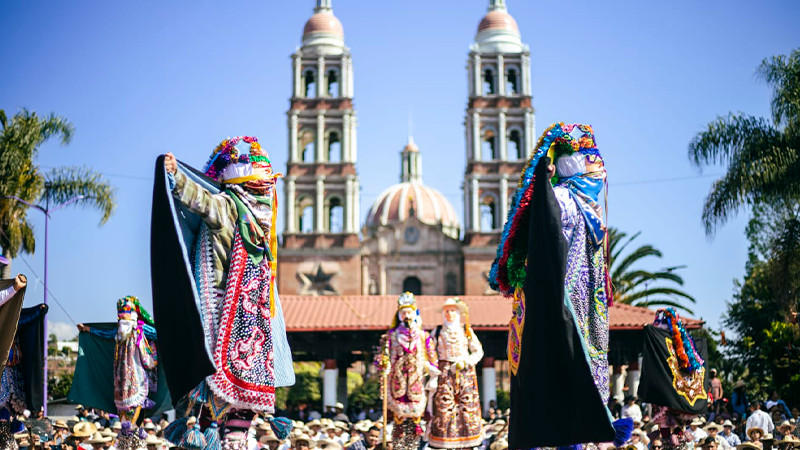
[688,48,800,235]
[0,108,116,278]
[608,227,696,314]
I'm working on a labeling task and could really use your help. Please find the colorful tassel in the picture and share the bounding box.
[267,417,293,441]
[181,424,207,450]
[164,417,189,445]
[612,418,634,447]
[204,423,221,450]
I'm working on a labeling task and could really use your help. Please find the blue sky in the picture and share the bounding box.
[1,0,798,339]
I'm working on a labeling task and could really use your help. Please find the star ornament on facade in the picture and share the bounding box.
[298,263,339,296]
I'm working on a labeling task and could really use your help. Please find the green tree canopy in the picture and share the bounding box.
[0,108,116,277]
[689,48,800,235]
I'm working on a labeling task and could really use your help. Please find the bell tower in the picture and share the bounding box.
[462,0,534,295]
[280,0,362,295]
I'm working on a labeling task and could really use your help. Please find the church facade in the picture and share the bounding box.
[279,0,535,297]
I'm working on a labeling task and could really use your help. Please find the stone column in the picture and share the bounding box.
[611,365,625,402]
[286,176,297,233]
[340,56,349,98]
[353,179,360,233]
[316,176,325,233]
[524,110,535,155]
[379,259,387,295]
[473,112,482,161]
[289,113,299,162]
[625,360,641,398]
[522,53,531,96]
[498,110,508,161]
[345,176,354,233]
[482,357,497,415]
[342,113,351,162]
[361,256,370,295]
[316,113,326,162]
[472,54,482,96]
[323,359,338,409]
[497,55,505,96]
[293,54,302,97]
[471,177,480,232]
[499,175,509,227]
[318,56,326,98]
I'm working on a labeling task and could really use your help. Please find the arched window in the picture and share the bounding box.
[482,128,497,161]
[480,195,497,231]
[445,273,458,296]
[299,129,315,162]
[402,276,422,296]
[298,196,314,233]
[508,128,523,160]
[505,66,519,94]
[326,197,343,233]
[327,130,341,163]
[482,67,496,95]
[303,68,317,98]
[327,68,339,97]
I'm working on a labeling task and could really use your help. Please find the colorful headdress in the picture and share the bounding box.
[202,136,273,184]
[487,123,603,297]
[391,292,421,329]
[654,308,704,373]
[117,295,154,326]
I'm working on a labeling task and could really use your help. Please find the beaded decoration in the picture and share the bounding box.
[202,136,273,184]
[654,308,704,373]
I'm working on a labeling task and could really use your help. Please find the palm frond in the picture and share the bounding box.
[43,166,117,224]
[611,244,662,282]
[622,287,696,304]
[631,298,695,315]
[756,48,800,130]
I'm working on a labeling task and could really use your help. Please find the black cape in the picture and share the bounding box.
[638,325,709,414]
[150,156,216,405]
[0,279,25,372]
[509,158,615,448]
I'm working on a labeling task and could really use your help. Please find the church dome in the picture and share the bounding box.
[303,11,344,38]
[477,10,519,34]
[474,2,523,53]
[366,182,460,239]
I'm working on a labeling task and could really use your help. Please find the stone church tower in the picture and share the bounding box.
[462,0,535,295]
[279,0,362,295]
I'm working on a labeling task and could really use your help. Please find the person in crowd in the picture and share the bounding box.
[332,404,348,422]
[71,422,98,450]
[144,434,163,450]
[690,419,709,443]
[428,298,484,449]
[706,422,731,450]
[259,429,281,450]
[732,382,749,420]
[608,398,622,420]
[86,432,111,450]
[292,434,315,450]
[700,436,719,450]
[623,397,644,423]
[722,420,743,447]
[775,421,795,440]
[52,420,71,446]
[748,428,765,447]
[765,393,792,420]
[749,402,776,437]
[650,439,664,450]
[375,293,439,450]
[629,429,647,450]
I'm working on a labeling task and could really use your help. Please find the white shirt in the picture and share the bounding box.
[747,409,775,436]
[621,404,643,423]
[691,428,708,443]
[0,285,18,308]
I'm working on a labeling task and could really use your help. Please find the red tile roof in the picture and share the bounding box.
[279,295,703,332]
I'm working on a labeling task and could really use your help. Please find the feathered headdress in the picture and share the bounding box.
[487,123,603,297]
[117,295,154,326]
[202,136,274,184]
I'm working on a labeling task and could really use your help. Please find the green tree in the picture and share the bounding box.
[688,48,800,235]
[0,108,116,278]
[348,376,380,410]
[608,227,696,313]
[50,372,73,400]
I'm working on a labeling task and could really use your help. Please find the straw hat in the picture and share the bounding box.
[722,420,734,428]
[333,421,348,431]
[112,422,122,431]
[100,429,118,439]
[145,435,164,446]
[489,439,508,450]
[761,434,775,443]
[316,438,342,450]
[690,419,704,427]
[704,423,721,432]
[778,436,800,446]
[73,422,99,438]
[747,427,765,440]
[737,444,761,450]
[334,403,344,411]
[308,420,322,428]
[54,420,70,430]
[291,434,316,448]
[780,421,796,432]
[86,432,112,444]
